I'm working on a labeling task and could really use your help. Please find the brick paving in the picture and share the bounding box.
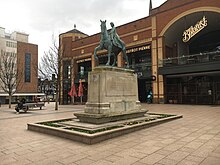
[0,103,220,165]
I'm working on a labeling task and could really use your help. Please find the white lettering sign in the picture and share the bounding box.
[183,16,208,42]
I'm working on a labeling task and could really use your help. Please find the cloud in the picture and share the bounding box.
[22,0,151,34]
[0,0,167,59]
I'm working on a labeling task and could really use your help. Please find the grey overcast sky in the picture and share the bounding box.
[0,0,166,60]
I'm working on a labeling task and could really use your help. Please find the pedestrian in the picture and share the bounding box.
[208,89,212,104]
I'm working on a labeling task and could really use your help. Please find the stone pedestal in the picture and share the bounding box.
[74,66,147,124]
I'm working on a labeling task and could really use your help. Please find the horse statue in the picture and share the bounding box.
[94,20,129,68]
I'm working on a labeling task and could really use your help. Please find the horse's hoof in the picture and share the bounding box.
[112,63,116,67]
[106,63,110,66]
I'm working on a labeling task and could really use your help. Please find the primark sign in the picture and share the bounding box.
[182,16,208,42]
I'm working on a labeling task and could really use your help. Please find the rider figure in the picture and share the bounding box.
[109,22,124,49]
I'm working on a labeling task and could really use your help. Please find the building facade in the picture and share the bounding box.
[59,0,220,105]
[0,27,39,103]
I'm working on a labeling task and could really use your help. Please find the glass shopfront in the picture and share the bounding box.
[165,74,220,105]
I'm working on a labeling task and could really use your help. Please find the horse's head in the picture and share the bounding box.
[100,20,107,33]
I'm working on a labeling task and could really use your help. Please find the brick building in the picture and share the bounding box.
[59,0,220,105]
[0,27,40,104]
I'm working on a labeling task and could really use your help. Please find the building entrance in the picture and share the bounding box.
[166,75,220,105]
[138,79,152,103]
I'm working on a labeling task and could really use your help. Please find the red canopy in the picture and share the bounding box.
[78,80,83,97]
[68,83,77,97]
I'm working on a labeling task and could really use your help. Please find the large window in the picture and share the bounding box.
[6,41,17,48]
[77,60,91,80]
[25,53,31,82]
[166,75,220,105]
[63,60,71,79]
[128,49,152,79]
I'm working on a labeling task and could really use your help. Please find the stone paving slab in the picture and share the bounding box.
[0,103,220,164]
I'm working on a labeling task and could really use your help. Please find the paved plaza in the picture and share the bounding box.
[0,103,220,165]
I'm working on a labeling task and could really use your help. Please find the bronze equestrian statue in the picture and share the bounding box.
[94,20,129,68]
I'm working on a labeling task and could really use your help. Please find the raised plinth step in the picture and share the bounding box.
[27,113,183,145]
[74,110,148,124]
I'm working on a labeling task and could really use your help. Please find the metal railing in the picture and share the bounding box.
[160,50,220,67]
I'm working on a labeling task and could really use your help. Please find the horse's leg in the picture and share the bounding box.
[106,45,112,66]
[94,45,101,61]
[111,53,116,67]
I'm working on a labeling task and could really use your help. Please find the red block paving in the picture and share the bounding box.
[0,103,220,165]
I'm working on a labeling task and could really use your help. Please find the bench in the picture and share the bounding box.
[15,102,45,113]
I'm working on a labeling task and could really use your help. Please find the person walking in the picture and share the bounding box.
[208,89,212,104]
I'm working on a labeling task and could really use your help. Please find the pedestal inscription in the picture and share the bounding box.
[105,73,136,96]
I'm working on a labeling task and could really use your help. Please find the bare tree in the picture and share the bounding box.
[38,35,59,110]
[0,51,22,108]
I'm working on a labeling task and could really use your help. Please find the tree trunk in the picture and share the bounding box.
[55,82,58,110]
[55,97,58,110]
[9,94,12,109]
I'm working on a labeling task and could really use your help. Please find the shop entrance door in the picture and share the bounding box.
[138,79,152,103]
